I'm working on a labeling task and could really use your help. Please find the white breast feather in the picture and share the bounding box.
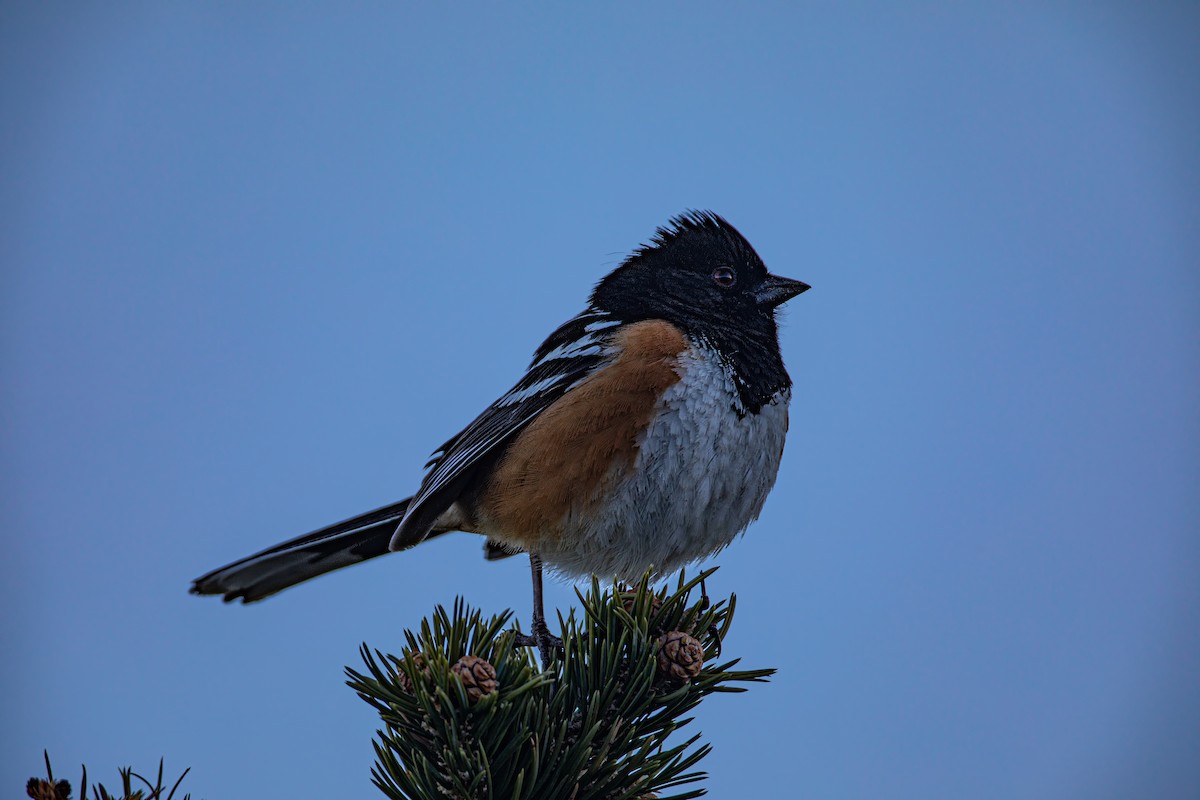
[541,341,790,580]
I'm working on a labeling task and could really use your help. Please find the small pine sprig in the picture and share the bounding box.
[346,568,774,800]
[27,751,190,800]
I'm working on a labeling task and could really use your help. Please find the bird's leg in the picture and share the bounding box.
[529,552,563,668]
[512,552,563,669]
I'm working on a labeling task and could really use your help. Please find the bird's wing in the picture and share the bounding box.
[390,309,621,547]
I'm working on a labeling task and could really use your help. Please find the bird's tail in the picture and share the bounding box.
[191,498,419,603]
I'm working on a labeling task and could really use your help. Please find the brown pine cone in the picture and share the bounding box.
[451,655,499,703]
[26,778,70,800]
[656,630,704,683]
[397,652,430,693]
[618,590,664,622]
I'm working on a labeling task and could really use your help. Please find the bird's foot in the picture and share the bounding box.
[512,619,563,670]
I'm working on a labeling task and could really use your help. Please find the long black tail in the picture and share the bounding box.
[190,498,417,603]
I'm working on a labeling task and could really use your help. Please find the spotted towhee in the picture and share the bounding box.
[192,211,809,663]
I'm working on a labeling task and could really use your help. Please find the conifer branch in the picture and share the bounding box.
[346,568,774,799]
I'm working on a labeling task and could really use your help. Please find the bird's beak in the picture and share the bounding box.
[754,274,811,308]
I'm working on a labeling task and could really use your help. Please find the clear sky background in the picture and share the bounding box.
[3,4,1197,798]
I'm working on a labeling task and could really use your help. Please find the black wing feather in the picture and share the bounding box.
[391,309,619,547]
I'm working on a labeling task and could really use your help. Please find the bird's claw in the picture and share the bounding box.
[512,621,563,670]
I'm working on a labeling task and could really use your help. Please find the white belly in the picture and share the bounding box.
[541,344,790,580]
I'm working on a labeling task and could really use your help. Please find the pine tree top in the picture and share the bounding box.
[346,569,775,800]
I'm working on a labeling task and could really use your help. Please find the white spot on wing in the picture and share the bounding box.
[584,318,621,333]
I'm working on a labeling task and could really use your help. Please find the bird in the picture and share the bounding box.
[191,210,810,665]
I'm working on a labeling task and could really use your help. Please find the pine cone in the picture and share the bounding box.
[451,655,499,703]
[657,630,704,683]
[397,652,430,693]
[26,778,70,800]
[618,591,664,623]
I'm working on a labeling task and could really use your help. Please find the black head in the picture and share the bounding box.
[590,210,809,336]
[591,211,809,413]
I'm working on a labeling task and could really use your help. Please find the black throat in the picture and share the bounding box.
[688,315,791,416]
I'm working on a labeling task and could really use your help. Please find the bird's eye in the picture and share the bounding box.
[712,267,736,288]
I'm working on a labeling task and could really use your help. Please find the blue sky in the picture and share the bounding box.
[3,4,1197,798]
